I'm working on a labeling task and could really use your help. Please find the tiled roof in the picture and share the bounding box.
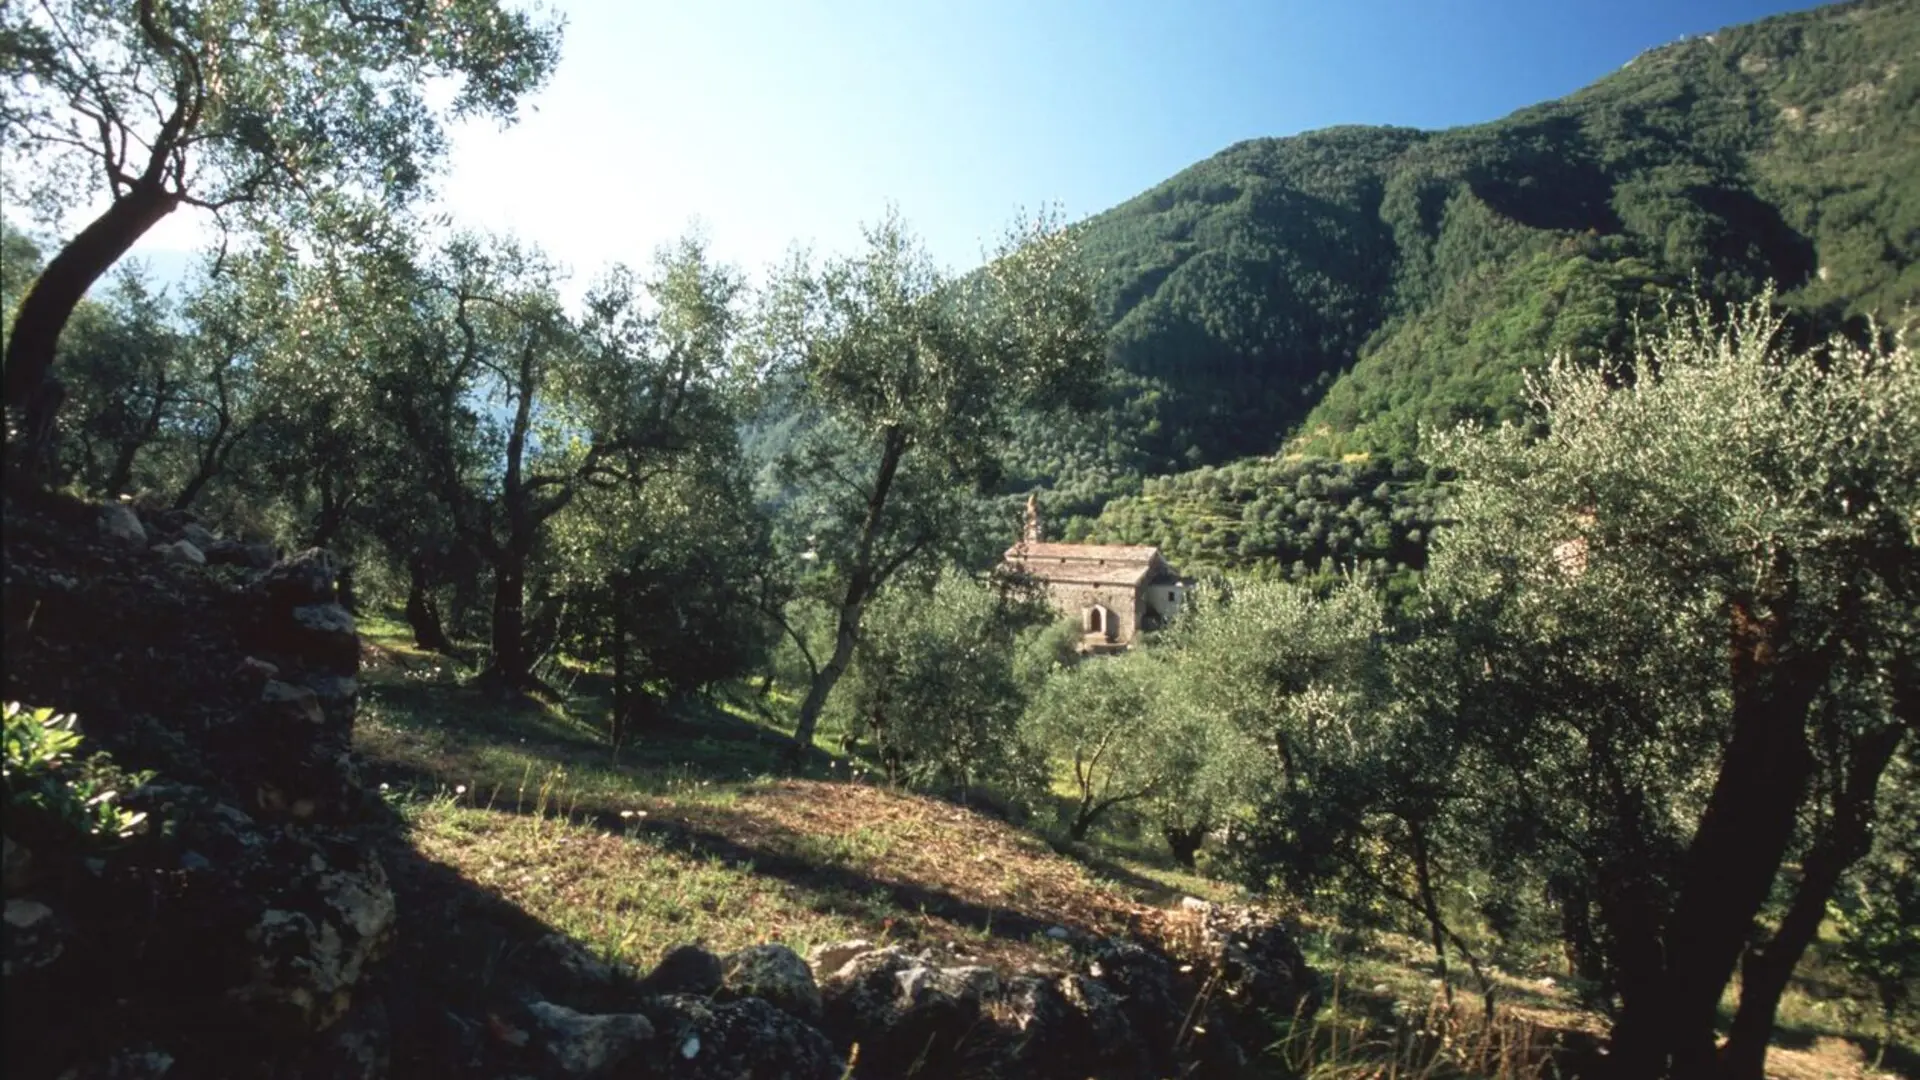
[1002,540,1181,588]
[1007,560,1159,587]
[1002,542,1161,563]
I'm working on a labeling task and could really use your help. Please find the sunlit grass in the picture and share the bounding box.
[397,790,879,967]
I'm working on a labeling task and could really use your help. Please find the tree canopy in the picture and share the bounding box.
[1,0,561,465]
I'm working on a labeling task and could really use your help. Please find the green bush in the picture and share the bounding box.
[3,702,151,846]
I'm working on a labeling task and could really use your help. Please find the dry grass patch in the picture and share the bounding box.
[390,778,1172,977]
[653,781,1163,956]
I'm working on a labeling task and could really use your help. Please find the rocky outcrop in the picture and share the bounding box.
[788,915,1312,1079]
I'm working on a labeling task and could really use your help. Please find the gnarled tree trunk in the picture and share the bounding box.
[1606,597,1835,1079]
[1719,713,1910,1080]
[5,183,181,474]
[405,556,455,653]
[790,426,908,755]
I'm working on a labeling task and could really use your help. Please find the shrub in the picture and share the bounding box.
[3,702,151,847]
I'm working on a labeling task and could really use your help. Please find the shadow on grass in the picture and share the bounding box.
[373,740,1078,955]
[1054,843,1193,907]
[356,672,840,792]
[356,666,1162,951]
[370,811,577,1074]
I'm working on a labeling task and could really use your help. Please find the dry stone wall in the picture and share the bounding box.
[3,492,392,1079]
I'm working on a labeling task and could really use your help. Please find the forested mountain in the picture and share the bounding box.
[1011,0,1918,524]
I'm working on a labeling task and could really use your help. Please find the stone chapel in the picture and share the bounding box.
[1001,494,1188,653]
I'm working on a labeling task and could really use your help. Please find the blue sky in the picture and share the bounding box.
[135,0,1825,285]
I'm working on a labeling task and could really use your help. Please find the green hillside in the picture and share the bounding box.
[1013,0,1918,517]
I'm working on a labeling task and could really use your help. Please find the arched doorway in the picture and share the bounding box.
[1084,604,1115,641]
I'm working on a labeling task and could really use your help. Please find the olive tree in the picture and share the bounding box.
[757,210,1105,753]
[1023,649,1184,842]
[837,570,1051,797]
[1419,299,1918,1079]
[1,0,560,461]
[393,235,746,690]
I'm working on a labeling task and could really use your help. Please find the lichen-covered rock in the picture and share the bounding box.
[816,946,916,1042]
[817,948,998,1075]
[1196,904,1318,1020]
[803,938,873,979]
[1001,971,1150,1078]
[152,540,206,566]
[637,994,843,1080]
[98,504,146,549]
[255,549,340,608]
[722,943,821,1023]
[528,1000,654,1076]
[1085,939,1181,1054]
[3,898,65,977]
[1059,973,1137,1054]
[230,849,396,1033]
[288,603,358,668]
[180,523,218,551]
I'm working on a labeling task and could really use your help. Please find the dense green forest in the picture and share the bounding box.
[4,2,1918,1079]
[1009,0,1918,522]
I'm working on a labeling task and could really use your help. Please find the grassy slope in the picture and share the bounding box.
[352,620,1912,1079]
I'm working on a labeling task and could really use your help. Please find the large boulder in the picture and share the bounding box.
[721,943,821,1023]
